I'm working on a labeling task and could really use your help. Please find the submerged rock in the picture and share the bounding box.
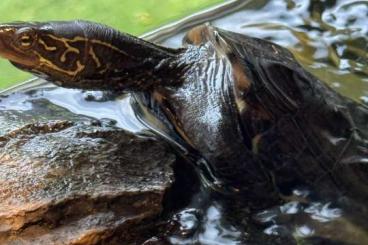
[0,119,175,244]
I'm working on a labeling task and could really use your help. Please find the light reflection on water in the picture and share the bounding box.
[40,89,145,132]
[253,190,368,244]
[164,0,368,103]
[0,88,145,132]
[169,204,243,245]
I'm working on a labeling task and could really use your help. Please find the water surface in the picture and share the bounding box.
[164,0,368,103]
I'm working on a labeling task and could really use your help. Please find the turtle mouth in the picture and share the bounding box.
[0,46,35,68]
[10,61,37,74]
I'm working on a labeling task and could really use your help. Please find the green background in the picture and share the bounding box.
[0,0,224,89]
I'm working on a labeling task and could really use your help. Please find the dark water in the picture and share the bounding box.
[1,0,368,244]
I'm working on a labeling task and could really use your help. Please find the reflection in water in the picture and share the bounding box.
[169,204,242,245]
[0,0,367,244]
[198,205,241,245]
[0,92,33,111]
[41,89,145,132]
[253,188,368,244]
[0,88,145,132]
[164,0,368,103]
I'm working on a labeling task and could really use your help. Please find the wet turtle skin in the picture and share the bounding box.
[0,21,366,204]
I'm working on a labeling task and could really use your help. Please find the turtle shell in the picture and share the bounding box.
[148,24,368,202]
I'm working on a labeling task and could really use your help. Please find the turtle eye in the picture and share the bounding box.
[15,28,36,49]
[19,35,32,47]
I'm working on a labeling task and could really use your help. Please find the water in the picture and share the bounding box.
[168,203,243,245]
[0,89,145,133]
[1,1,368,244]
[164,0,368,103]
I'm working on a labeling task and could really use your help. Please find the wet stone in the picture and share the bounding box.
[0,118,175,244]
[0,97,92,135]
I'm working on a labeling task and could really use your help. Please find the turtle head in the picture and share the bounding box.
[0,22,41,71]
[0,20,181,91]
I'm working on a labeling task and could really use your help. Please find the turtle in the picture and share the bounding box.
[0,20,367,203]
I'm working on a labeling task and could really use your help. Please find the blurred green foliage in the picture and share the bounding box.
[0,0,224,89]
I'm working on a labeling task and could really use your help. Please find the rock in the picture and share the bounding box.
[0,119,175,245]
[0,95,92,135]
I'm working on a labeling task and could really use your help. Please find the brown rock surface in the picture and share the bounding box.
[0,120,175,244]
